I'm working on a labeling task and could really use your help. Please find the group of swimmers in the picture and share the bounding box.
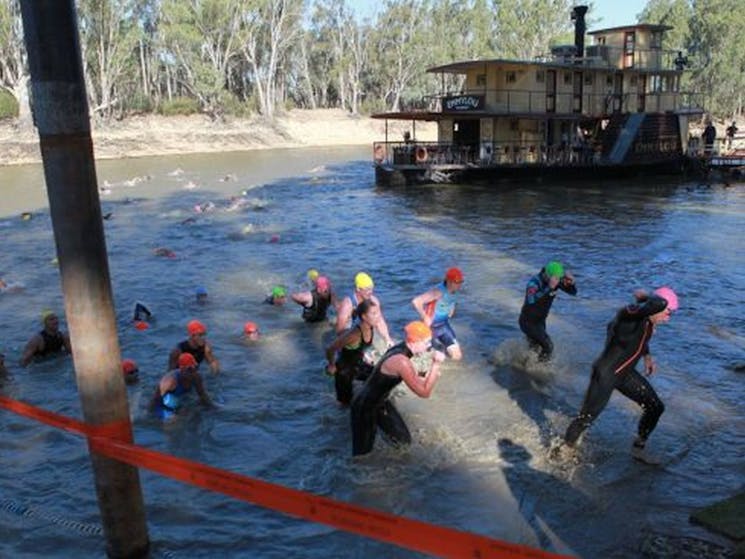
[6,261,679,463]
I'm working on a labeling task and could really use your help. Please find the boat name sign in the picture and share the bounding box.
[443,95,484,111]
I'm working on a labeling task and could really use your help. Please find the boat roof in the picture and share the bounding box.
[588,23,673,35]
[427,56,680,75]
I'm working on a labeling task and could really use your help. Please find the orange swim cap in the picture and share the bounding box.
[404,321,432,343]
[178,353,198,368]
[134,320,149,331]
[187,319,207,336]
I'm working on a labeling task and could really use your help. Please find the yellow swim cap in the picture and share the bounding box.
[355,272,374,290]
[307,269,319,281]
[41,310,56,324]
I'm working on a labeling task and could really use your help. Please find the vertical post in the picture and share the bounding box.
[19,2,149,558]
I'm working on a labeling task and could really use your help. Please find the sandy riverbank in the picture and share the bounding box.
[0,109,436,167]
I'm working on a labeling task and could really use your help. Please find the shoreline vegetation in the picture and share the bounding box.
[0,109,436,167]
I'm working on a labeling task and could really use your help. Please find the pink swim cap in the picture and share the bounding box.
[316,276,330,290]
[654,286,679,312]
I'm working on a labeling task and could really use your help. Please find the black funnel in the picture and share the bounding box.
[572,5,588,59]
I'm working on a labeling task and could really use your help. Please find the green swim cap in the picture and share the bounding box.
[545,261,564,278]
[272,285,286,298]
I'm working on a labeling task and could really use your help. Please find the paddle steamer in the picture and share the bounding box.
[372,5,705,186]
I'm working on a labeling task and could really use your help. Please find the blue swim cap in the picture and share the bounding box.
[196,286,208,296]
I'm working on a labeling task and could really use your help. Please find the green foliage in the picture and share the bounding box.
[220,92,253,117]
[0,89,18,119]
[158,96,201,116]
[124,92,154,115]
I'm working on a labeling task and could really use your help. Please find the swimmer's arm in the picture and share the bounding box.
[335,298,352,333]
[525,278,550,305]
[204,344,220,374]
[623,295,668,320]
[325,328,360,373]
[291,291,313,307]
[62,332,73,354]
[20,335,43,367]
[411,288,440,326]
[559,272,577,295]
[167,347,180,371]
[394,353,443,398]
[158,374,177,396]
[193,374,214,407]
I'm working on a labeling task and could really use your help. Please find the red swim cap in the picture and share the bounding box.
[134,320,149,331]
[187,319,207,335]
[122,359,138,375]
[243,321,259,334]
[445,267,464,283]
[178,353,198,368]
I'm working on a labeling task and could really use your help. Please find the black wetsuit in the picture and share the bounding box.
[178,340,206,364]
[301,289,331,323]
[38,330,66,357]
[334,325,374,405]
[351,342,413,456]
[518,269,577,360]
[564,295,668,446]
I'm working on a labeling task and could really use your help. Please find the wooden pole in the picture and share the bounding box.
[19,2,150,557]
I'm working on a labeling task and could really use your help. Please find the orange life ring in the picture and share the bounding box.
[415,146,428,163]
[373,145,385,163]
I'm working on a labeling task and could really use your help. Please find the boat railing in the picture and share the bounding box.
[373,141,603,167]
[420,89,687,116]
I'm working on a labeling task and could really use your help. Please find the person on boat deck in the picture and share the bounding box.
[152,352,214,420]
[554,287,678,463]
[326,299,380,406]
[411,267,465,360]
[264,285,287,306]
[351,321,446,456]
[519,261,577,362]
[20,311,72,367]
[702,121,717,155]
[335,272,393,347]
[168,319,220,374]
[291,275,333,323]
[726,121,738,150]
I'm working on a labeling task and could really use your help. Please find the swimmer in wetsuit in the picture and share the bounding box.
[335,271,393,346]
[557,287,679,460]
[351,321,445,456]
[168,319,220,374]
[152,353,213,419]
[412,267,465,360]
[518,260,577,361]
[292,275,333,323]
[20,311,72,367]
[325,299,379,405]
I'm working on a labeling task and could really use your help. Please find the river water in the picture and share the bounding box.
[1,146,743,558]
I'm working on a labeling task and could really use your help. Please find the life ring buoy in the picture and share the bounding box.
[415,146,428,163]
[373,145,385,163]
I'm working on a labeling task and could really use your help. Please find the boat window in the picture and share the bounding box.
[651,31,662,49]
[564,72,573,85]
[584,74,593,85]
[536,70,545,83]
[476,73,486,86]
[506,71,517,84]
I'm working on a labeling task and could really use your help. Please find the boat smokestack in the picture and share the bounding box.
[572,5,588,59]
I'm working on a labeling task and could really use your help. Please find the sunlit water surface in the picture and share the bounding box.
[1,146,743,558]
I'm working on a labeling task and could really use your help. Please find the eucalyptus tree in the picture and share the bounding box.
[240,0,304,117]
[77,0,143,120]
[160,0,247,117]
[0,0,29,123]
[687,0,745,117]
[493,0,574,60]
[369,0,431,112]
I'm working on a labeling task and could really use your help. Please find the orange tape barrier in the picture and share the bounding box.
[0,395,570,559]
